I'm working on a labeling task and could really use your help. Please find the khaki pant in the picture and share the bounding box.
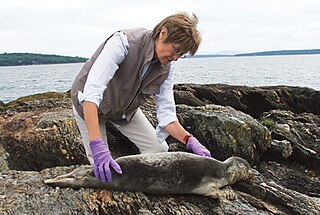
[73,106,168,164]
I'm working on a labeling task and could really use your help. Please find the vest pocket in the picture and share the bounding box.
[142,85,160,94]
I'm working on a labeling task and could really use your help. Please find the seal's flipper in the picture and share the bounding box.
[204,187,237,200]
[218,189,237,200]
[203,188,220,199]
[44,165,93,187]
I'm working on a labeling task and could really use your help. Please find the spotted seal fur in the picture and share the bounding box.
[45,152,254,199]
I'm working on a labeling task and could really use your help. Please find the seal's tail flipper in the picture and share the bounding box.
[44,177,78,187]
[44,165,94,187]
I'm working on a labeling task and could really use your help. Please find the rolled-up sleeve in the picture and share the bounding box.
[155,63,178,143]
[78,31,129,107]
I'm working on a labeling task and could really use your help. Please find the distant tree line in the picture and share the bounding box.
[187,49,320,58]
[235,49,320,56]
[0,53,88,66]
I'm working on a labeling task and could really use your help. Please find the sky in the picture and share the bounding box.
[1,0,320,57]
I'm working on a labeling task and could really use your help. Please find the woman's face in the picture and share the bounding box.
[154,28,186,65]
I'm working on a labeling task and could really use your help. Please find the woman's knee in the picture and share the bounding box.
[141,141,169,154]
[140,141,169,154]
[156,141,169,152]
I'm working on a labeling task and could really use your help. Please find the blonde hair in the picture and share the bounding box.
[152,12,202,56]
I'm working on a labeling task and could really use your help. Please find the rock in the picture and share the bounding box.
[174,84,320,118]
[0,166,93,214]
[1,164,319,214]
[0,84,319,214]
[260,109,320,170]
[235,165,320,214]
[0,100,4,112]
[255,159,320,198]
[0,109,87,171]
[268,139,293,159]
[0,97,271,169]
[0,143,9,171]
[176,104,271,165]
[0,91,70,115]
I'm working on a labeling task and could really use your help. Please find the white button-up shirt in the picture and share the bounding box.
[78,31,178,143]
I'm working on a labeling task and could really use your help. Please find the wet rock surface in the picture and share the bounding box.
[175,104,271,165]
[0,84,319,214]
[174,84,320,117]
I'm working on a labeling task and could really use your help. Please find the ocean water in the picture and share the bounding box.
[1,54,319,103]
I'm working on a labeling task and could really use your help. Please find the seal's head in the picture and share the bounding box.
[224,157,255,184]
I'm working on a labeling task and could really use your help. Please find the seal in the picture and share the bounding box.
[45,152,254,199]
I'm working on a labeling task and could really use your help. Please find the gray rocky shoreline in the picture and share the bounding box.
[0,84,319,214]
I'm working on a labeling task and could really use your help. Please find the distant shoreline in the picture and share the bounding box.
[234,49,320,57]
[1,49,320,66]
[190,49,320,58]
[0,53,88,67]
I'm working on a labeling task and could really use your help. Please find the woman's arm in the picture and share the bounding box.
[83,101,101,141]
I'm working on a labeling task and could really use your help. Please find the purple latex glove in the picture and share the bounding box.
[186,137,211,157]
[90,138,122,183]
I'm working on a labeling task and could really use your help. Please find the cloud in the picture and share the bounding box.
[1,0,320,57]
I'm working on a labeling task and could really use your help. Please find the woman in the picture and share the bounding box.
[71,12,211,183]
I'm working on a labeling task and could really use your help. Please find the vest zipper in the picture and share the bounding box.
[122,113,126,119]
